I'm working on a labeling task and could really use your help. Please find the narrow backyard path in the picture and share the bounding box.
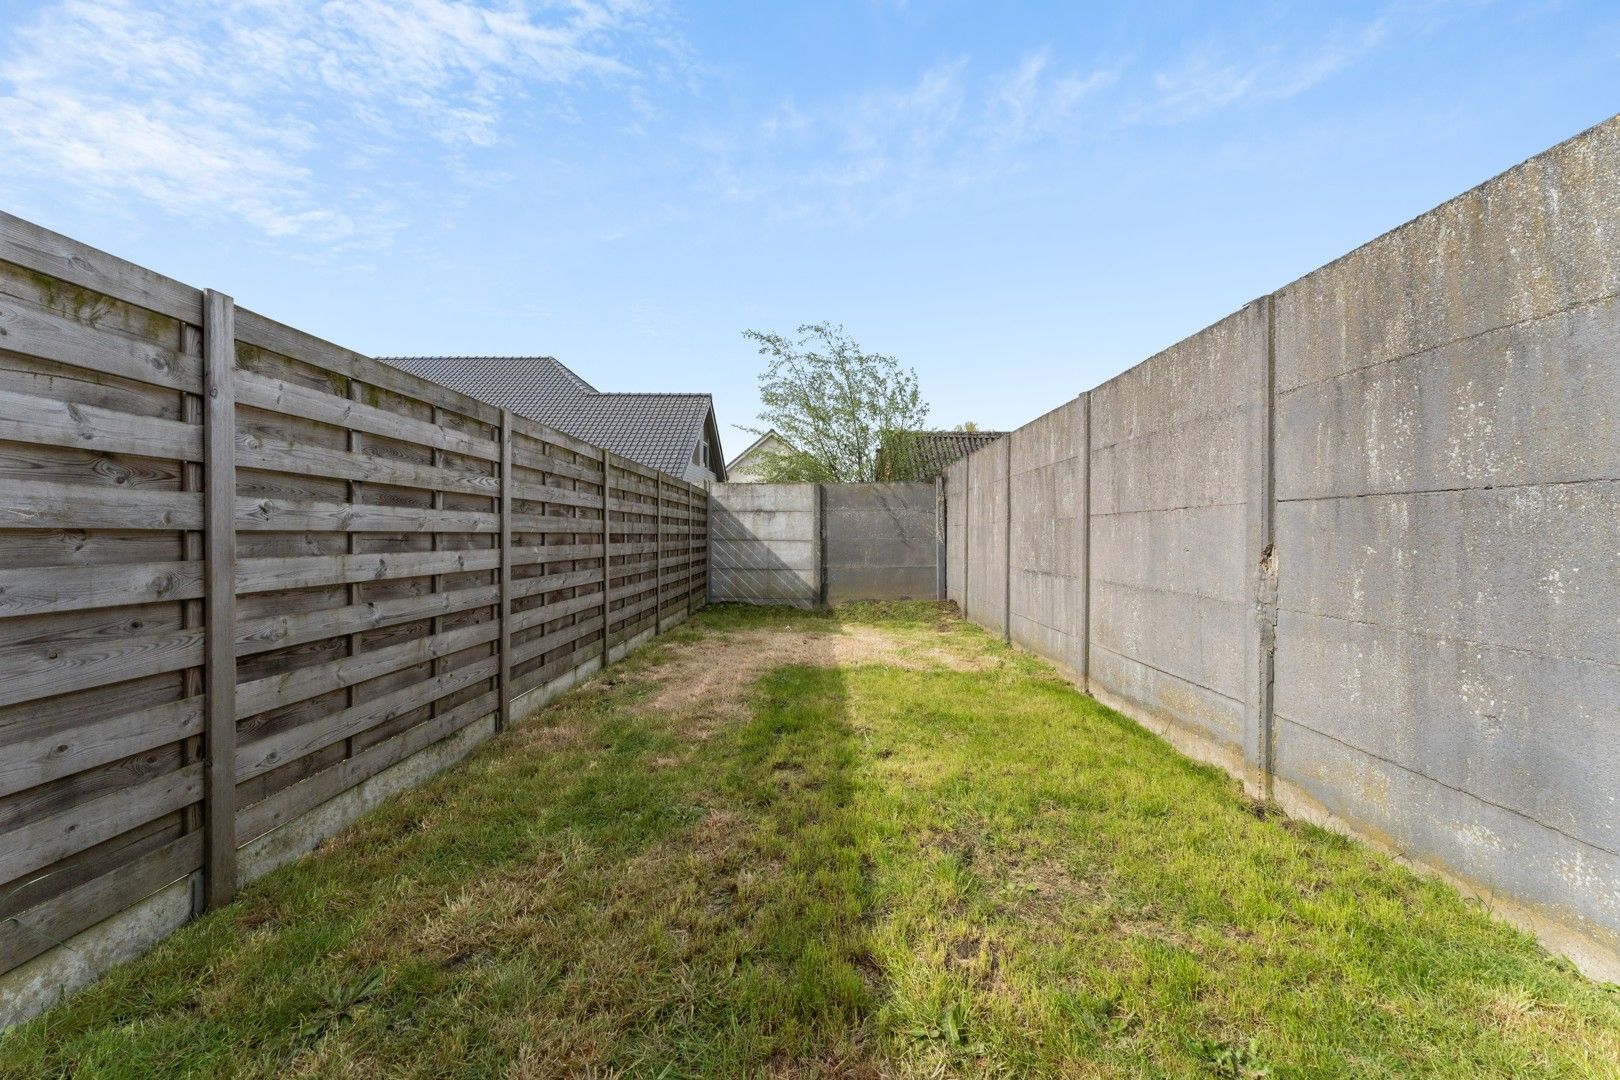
[3,603,1616,1078]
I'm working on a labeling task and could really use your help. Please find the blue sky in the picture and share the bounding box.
[1,1,1615,456]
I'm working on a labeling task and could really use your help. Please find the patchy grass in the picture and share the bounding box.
[2,603,1616,1078]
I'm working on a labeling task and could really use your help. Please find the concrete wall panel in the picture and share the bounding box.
[1268,117,1620,971]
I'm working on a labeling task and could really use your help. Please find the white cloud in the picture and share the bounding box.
[0,0,671,245]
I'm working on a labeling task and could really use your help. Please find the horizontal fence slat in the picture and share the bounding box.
[235,656,499,782]
[510,512,604,534]
[0,389,202,461]
[234,370,500,463]
[0,696,204,800]
[238,438,499,498]
[235,621,499,719]
[510,568,603,599]
[0,762,203,887]
[236,689,497,845]
[0,211,202,323]
[235,309,500,425]
[2,479,202,531]
[234,496,499,534]
[0,292,200,393]
[511,615,603,667]
[0,559,205,618]
[510,482,602,510]
[510,443,602,481]
[234,583,500,657]
[0,626,203,710]
[235,549,501,595]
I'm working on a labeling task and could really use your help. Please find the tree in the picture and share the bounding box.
[741,323,931,482]
[954,421,980,432]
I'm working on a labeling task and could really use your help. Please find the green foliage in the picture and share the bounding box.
[742,323,929,482]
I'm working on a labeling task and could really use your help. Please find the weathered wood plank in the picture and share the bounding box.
[202,289,237,911]
[0,559,204,617]
[0,388,202,461]
[234,370,500,462]
[238,437,498,498]
[0,212,202,323]
[2,479,201,530]
[0,626,202,710]
[508,511,605,534]
[0,762,202,887]
[509,442,602,482]
[235,655,497,781]
[0,292,201,393]
[235,548,500,595]
[234,583,499,657]
[510,568,603,600]
[509,481,602,510]
[507,413,600,459]
[511,616,604,667]
[0,697,204,800]
[234,309,500,425]
[234,496,498,534]
[234,621,499,719]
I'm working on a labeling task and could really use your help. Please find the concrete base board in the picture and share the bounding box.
[0,877,194,1030]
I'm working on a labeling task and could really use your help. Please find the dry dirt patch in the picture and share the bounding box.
[633,622,987,740]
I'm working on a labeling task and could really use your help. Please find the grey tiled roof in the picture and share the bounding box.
[381,356,719,479]
[878,430,1010,478]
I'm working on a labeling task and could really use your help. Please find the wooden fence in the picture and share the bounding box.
[0,212,708,1007]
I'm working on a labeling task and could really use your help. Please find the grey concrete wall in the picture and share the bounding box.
[1088,304,1270,781]
[1009,398,1089,676]
[964,439,1010,634]
[708,483,820,607]
[943,114,1620,978]
[709,482,941,606]
[822,483,940,603]
[1269,117,1620,972]
[945,460,968,608]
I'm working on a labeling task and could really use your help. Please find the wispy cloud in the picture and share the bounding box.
[1138,6,1449,123]
[0,0,673,246]
[706,49,1116,220]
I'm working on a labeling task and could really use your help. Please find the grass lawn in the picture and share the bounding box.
[2,602,1616,1078]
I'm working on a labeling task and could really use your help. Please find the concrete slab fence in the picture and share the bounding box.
[946,115,1620,979]
[709,482,943,606]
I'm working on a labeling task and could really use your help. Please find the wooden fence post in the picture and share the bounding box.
[497,410,513,732]
[202,289,237,911]
[601,449,613,665]
[654,475,664,629]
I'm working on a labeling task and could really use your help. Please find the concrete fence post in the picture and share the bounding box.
[1003,440,1012,643]
[1078,392,1092,688]
[934,475,946,600]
